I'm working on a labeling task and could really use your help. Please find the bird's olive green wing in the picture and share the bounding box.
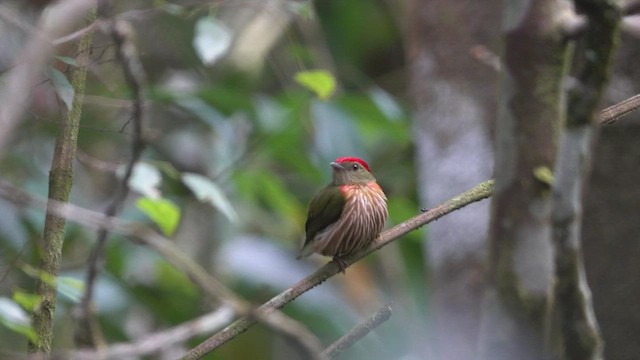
[304,185,345,246]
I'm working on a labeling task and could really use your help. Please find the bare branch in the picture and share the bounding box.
[598,93,640,125]
[260,312,326,360]
[76,15,147,347]
[181,179,494,360]
[53,21,100,46]
[322,304,392,359]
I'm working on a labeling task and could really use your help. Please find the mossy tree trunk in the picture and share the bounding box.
[551,0,621,359]
[479,1,572,359]
[28,11,95,359]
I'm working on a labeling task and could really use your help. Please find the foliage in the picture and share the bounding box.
[0,0,418,358]
[294,70,336,100]
[136,197,181,236]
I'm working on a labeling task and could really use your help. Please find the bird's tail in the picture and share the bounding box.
[296,242,314,260]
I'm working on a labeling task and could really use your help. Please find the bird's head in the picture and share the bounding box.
[330,157,376,185]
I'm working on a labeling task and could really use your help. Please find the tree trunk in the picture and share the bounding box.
[479,1,572,359]
[551,1,620,359]
[29,10,94,358]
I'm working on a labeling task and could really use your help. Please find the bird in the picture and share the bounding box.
[298,156,388,272]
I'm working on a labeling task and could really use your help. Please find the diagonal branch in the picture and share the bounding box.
[180,179,495,360]
[322,304,392,359]
[598,92,640,125]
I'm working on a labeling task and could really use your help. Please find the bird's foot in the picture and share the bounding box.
[333,256,349,274]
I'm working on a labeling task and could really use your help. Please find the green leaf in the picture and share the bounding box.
[294,70,336,100]
[193,16,232,66]
[56,277,85,303]
[20,263,55,286]
[136,197,181,236]
[12,290,42,312]
[18,267,84,303]
[0,297,38,344]
[534,166,554,186]
[47,67,75,110]
[181,173,238,223]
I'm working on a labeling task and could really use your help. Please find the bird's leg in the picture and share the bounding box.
[333,256,349,274]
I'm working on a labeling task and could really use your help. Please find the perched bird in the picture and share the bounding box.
[298,156,388,272]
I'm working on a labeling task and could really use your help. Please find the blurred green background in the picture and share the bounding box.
[0,1,429,359]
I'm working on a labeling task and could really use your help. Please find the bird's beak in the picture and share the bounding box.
[330,162,344,170]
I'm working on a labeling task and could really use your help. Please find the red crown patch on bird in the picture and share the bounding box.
[334,157,371,172]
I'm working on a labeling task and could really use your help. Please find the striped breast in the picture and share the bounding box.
[313,181,388,257]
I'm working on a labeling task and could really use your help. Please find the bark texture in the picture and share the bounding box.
[29,10,94,358]
[479,1,572,359]
[551,1,621,359]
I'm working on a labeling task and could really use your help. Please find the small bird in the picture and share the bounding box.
[298,156,388,272]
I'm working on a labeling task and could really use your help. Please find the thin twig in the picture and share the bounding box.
[76,15,147,347]
[259,311,326,360]
[53,21,100,46]
[76,150,120,173]
[180,179,495,360]
[598,92,640,125]
[322,304,392,359]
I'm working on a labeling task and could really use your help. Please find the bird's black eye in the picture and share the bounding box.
[352,164,359,170]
